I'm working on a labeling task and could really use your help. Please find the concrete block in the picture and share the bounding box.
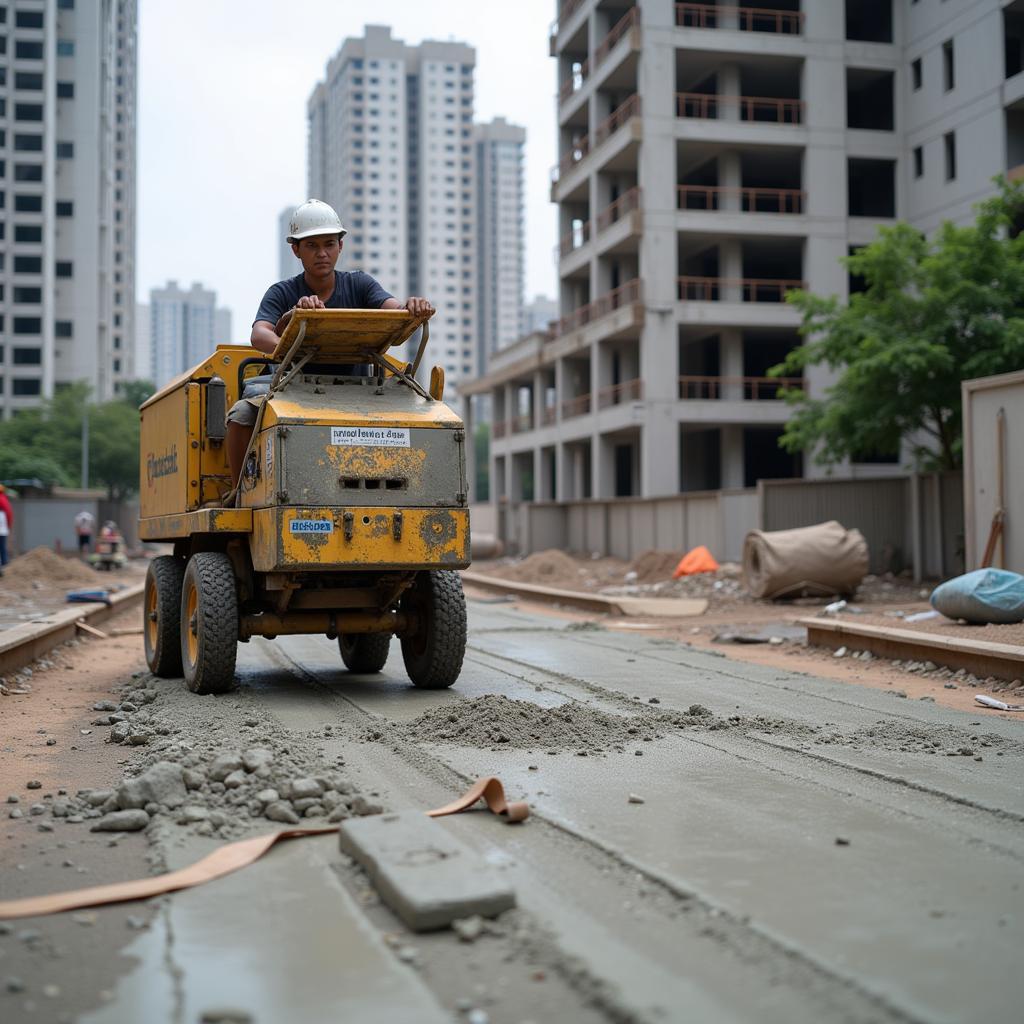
[338,811,515,931]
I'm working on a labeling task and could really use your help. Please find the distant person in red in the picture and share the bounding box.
[0,484,12,574]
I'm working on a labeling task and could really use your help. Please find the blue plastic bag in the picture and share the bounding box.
[930,569,1024,625]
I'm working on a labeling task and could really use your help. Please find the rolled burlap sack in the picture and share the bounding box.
[742,520,868,599]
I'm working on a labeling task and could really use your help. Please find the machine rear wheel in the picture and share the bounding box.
[181,552,238,695]
[144,555,184,677]
[400,570,466,689]
[338,632,391,673]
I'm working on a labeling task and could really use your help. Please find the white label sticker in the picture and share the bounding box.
[290,519,334,535]
[265,436,274,475]
[330,426,410,448]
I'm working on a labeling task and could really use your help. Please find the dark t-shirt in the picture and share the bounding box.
[252,270,394,377]
[253,270,393,327]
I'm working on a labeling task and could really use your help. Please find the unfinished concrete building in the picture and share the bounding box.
[463,0,1017,508]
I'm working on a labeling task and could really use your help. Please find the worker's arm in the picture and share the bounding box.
[250,321,280,355]
[382,296,434,316]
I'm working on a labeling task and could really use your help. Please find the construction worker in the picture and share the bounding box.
[74,508,95,556]
[226,199,434,488]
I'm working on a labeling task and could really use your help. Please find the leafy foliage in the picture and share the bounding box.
[772,180,1024,470]
[0,381,148,498]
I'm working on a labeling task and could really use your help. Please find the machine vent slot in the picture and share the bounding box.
[385,478,407,490]
[364,479,381,490]
[338,477,409,491]
[341,478,361,489]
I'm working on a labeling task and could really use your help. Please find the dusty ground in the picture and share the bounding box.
[2,576,1024,1021]
[0,548,147,632]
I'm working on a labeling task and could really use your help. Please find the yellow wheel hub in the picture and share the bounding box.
[185,583,199,665]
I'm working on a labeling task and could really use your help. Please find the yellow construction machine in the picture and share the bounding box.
[137,309,470,694]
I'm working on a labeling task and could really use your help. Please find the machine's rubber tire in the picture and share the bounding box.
[180,552,238,695]
[338,632,391,673]
[143,555,184,677]
[400,570,467,689]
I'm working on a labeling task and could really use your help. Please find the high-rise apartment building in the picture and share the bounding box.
[475,117,525,372]
[277,205,296,281]
[466,0,1017,507]
[307,25,477,389]
[0,0,137,419]
[149,281,231,389]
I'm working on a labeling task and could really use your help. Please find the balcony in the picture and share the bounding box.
[676,92,803,124]
[559,8,641,106]
[677,184,804,214]
[678,374,802,400]
[552,94,642,187]
[541,405,558,426]
[559,187,642,260]
[562,392,593,420]
[558,278,643,334]
[675,3,803,35]
[677,276,804,302]
[598,377,644,409]
[551,0,587,43]
[493,419,508,439]
[510,413,534,435]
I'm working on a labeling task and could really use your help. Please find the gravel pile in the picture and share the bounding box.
[6,670,383,839]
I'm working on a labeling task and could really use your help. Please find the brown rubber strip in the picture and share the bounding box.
[0,777,527,920]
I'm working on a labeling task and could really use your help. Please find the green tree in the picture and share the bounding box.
[772,180,1024,471]
[89,399,141,499]
[0,442,72,487]
[120,379,156,409]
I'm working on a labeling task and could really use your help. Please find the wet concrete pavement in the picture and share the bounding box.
[11,594,1024,1023]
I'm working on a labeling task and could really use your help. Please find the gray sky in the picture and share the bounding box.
[137,0,558,341]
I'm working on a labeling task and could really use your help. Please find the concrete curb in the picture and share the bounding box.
[0,581,145,676]
[801,617,1024,682]
[461,571,707,618]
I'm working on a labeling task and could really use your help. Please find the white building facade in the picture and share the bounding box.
[475,117,526,372]
[0,0,137,419]
[464,0,1018,506]
[308,26,477,390]
[149,281,231,390]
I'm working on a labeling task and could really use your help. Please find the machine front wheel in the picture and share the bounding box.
[338,632,391,673]
[181,552,238,695]
[144,555,185,677]
[400,570,467,689]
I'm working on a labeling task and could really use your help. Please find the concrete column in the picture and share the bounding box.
[533,447,543,502]
[462,394,477,503]
[533,370,544,429]
[718,150,742,211]
[555,443,568,502]
[718,63,741,122]
[502,383,514,435]
[720,328,744,400]
[721,425,745,489]
[720,238,743,303]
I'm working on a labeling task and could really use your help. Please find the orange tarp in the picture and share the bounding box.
[673,545,719,578]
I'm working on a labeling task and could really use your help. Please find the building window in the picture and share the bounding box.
[13,378,41,396]
[15,72,43,90]
[13,256,41,273]
[13,286,41,303]
[13,317,41,334]
[14,224,41,242]
[14,135,42,152]
[14,163,42,181]
[913,146,924,178]
[15,41,44,60]
[14,194,42,213]
[58,0,76,8]
[15,10,44,28]
[57,81,74,98]
[13,347,42,365]
[57,39,74,57]
[944,131,956,180]
[56,200,73,216]
[56,142,74,158]
[55,321,73,338]
[15,103,43,121]
[943,39,954,91]
[56,261,73,278]
[911,58,921,91]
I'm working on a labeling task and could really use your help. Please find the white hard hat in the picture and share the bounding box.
[287,199,347,242]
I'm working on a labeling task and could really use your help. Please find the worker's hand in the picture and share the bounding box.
[403,297,434,317]
[295,296,326,310]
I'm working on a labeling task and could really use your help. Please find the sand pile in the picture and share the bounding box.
[627,550,684,583]
[3,546,100,587]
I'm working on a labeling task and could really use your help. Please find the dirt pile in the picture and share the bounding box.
[485,550,592,588]
[627,550,684,584]
[398,694,728,753]
[3,546,100,587]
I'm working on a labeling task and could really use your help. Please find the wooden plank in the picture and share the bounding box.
[75,621,109,639]
[800,618,1024,682]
